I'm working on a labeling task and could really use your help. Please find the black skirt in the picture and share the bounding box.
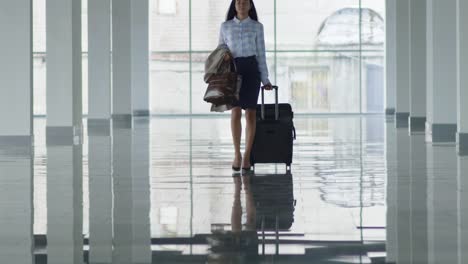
[232,56,261,110]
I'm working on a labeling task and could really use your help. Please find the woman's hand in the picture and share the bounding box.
[262,83,273,90]
[224,53,231,62]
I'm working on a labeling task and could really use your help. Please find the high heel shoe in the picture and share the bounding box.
[232,156,242,171]
[241,165,252,172]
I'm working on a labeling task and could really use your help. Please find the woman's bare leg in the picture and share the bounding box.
[231,107,242,168]
[242,109,256,169]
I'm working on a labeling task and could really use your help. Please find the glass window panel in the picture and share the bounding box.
[191,52,211,114]
[33,0,45,116]
[360,1,385,51]
[158,0,177,15]
[276,52,360,113]
[277,0,359,51]
[151,0,189,51]
[361,0,386,23]
[361,51,385,113]
[252,0,275,51]
[33,0,46,53]
[83,55,89,115]
[151,53,190,114]
[191,0,230,51]
[33,56,46,116]
[82,0,88,52]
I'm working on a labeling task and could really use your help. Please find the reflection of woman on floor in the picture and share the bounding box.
[207,175,258,263]
[231,175,258,258]
[232,175,256,233]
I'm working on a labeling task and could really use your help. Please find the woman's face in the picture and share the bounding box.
[235,0,251,15]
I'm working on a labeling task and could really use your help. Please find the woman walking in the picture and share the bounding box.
[219,0,272,171]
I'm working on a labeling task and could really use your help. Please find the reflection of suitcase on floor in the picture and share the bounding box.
[250,173,295,231]
[250,86,296,170]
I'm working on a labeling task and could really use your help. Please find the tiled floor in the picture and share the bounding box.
[2,115,465,263]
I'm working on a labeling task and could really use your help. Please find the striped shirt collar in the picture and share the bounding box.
[233,16,251,24]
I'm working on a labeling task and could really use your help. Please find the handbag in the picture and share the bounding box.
[203,59,241,106]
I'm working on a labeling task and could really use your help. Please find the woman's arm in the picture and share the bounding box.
[256,23,270,86]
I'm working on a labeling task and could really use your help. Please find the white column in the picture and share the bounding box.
[395,0,410,128]
[385,0,397,115]
[409,0,427,133]
[427,145,458,264]
[112,0,132,120]
[0,145,33,263]
[47,143,83,264]
[426,0,458,143]
[88,0,111,121]
[385,119,398,263]
[0,0,33,143]
[410,134,428,263]
[457,0,468,154]
[88,125,112,263]
[88,4,113,248]
[46,0,83,144]
[88,0,112,174]
[131,0,150,116]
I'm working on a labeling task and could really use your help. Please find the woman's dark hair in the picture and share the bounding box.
[226,0,258,21]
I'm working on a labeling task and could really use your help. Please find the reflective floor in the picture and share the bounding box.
[1,115,465,263]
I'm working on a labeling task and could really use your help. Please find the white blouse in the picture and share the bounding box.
[219,16,270,85]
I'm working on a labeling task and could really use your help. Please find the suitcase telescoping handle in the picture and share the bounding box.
[261,85,279,121]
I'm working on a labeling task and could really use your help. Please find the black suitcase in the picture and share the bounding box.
[250,86,296,170]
